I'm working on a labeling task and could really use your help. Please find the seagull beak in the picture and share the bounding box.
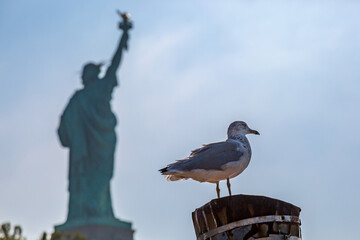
[249,129,260,135]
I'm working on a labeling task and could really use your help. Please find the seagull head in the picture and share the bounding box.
[227,121,260,139]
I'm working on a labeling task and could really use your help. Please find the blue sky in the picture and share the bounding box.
[1,0,360,239]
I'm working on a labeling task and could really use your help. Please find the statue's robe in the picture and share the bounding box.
[58,73,117,221]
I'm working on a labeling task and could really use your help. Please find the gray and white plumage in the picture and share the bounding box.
[159,121,259,191]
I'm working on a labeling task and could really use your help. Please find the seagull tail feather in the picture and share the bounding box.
[165,175,186,181]
[159,166,169,174]
[159,166,188,181]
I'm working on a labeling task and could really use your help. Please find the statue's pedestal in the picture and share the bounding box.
[55,218,134,240]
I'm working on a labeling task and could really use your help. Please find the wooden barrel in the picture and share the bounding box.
[192,195,301,240]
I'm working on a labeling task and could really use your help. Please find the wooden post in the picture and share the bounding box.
[192,194,301,240]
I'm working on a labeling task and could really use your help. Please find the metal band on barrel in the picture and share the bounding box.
[198,215,301,240]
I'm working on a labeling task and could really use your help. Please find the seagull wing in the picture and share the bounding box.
[175,140,243,171]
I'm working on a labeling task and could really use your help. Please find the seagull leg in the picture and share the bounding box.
[227,178,232,196]
[216,182,220,198]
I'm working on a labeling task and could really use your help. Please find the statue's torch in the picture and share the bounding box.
[117,10,132,50]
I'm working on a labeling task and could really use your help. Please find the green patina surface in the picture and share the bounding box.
[55,218,132,231]
[56,16,132,230]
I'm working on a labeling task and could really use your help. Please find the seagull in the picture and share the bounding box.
[159,121,259,198]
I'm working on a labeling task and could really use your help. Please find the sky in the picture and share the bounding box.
[1,0,360,239]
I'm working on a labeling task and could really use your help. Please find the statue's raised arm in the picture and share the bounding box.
[105,11,133,78]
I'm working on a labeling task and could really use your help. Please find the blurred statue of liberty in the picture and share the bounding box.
[57,12,132,228]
